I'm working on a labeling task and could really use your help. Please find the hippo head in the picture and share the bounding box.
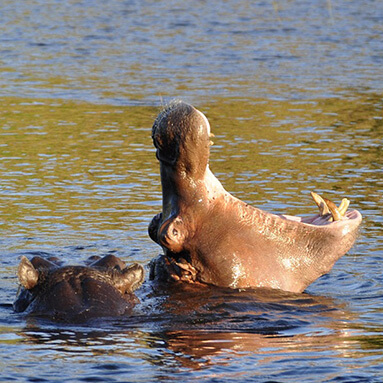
[14,254,145,321]
[149,101,362,293]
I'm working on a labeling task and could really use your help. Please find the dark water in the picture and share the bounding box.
[0,1,382,382]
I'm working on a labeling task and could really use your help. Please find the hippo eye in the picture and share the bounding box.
[172,228,178,236]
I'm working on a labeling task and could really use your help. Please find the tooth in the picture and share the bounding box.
[209,133,215,138]
[175,261,191,271]
[338,198,350,216]
[323,197,342,221]
[311,192,330,215]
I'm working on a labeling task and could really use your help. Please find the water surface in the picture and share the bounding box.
[0,1,382,382]
[1,0,382,104]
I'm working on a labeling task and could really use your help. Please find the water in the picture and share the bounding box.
[0,1,382,382]
[1,0,382,104]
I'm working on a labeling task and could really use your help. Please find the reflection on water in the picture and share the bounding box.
[0,0,383,381]
[6,286,383,382]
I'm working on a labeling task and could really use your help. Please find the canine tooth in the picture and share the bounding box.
[323,197,342,221]
[311,192,330,215]
[338,198,350,216]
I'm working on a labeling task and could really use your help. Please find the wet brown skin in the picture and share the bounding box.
[149,101,362,293]
[14,254,144,322]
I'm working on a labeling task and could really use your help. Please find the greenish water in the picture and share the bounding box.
[0,1,383,382]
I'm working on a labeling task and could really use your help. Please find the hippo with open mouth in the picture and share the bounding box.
[148,101,362,293]
[14,254,144,321]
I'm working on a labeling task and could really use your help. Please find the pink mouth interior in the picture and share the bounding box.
[281,210,360,226]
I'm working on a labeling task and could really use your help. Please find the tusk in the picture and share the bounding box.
[323,197,342,221]
[311,191,330,215]
[338,198,350,216]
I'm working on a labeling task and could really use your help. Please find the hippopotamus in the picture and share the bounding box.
[14,254,144,321]
[148,101,362,293]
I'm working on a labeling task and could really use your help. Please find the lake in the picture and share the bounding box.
[0,1,382,382]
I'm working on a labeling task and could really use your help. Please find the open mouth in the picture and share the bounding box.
[149,101,362,292]
[282,191,359,226]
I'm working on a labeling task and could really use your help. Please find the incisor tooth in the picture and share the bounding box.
[338,198,350,216]
[311,191,330,215]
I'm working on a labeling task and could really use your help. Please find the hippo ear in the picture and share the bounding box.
[116,264,145,294]
[18,256,39,290]
[158,216,187,253]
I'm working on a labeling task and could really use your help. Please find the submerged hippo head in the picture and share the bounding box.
[149,101,362,293]
[14,254,144,321]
